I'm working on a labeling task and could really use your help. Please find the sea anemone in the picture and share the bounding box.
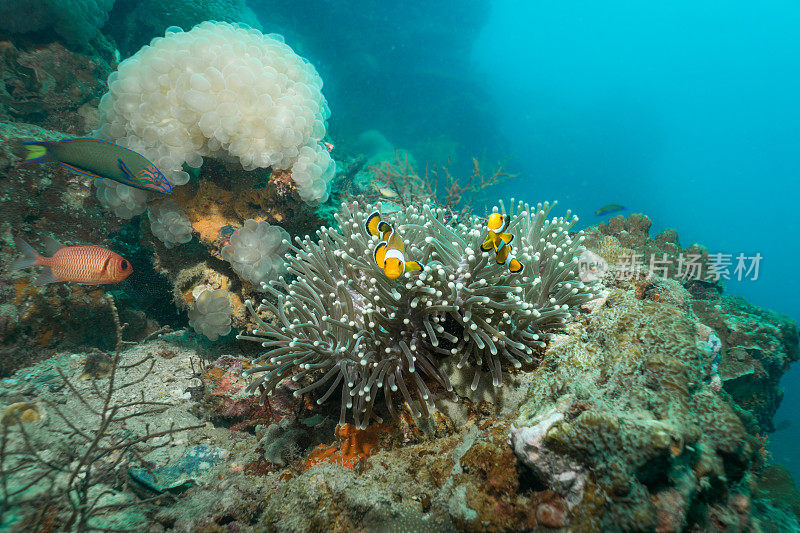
[239,201,598,428]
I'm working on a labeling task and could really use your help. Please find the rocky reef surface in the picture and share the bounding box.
[0,229,797,531]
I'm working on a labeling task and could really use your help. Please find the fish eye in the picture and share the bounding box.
[120,260,128,270]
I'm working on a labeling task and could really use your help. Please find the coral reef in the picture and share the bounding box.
[239,200,598,428]
[0,299,203,530]
[0,40,114,132]
[0,0,114,47]
[509,287,762,530]
[221,218,288,286]
[0,7,797,529]
[0,220,795,531]
[692,295,799,432]
[93,21,334,216]
[188,288,233,341]
[0,125,164,375]
[585,212,721,296]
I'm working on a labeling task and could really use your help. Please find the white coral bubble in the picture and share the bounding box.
[93,21,334,210]
[221,219,289,286]
[188,288,233,341]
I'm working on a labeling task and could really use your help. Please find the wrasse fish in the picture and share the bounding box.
[22,138,172,194]
[364,211,422,279]
[10,235,132,285]
[595,204,626,216]
[480,212,523,274]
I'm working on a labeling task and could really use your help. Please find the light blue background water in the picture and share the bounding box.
[471,0,800,475]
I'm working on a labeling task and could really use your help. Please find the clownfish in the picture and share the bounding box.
[364,211,422,279]
[364,211,393,241]
[374,231,423,279]
[480,212,524,274]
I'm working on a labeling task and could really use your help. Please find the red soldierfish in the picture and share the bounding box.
[10,236,132,285]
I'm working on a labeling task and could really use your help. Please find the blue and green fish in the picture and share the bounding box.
[22,138,172,194]
[595,204,626,216]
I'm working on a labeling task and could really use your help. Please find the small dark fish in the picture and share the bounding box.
[775,420,792,432]
[595,204,626,216]
[22,138,172,194]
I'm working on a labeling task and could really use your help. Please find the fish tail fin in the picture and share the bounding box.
[9,236,42,271]
[32,267,59,286]
[21,142,56,164]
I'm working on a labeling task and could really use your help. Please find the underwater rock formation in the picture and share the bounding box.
[0,40,114,133]
[0,0,114,48]
[586,212,721,297]
[0,191,797,530]
[142,266,797,532]
[693,295,799,432]
[0,123,161,374]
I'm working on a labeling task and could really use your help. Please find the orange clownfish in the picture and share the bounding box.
[364,211,422,279]
[364,211,393,241]
[374,231,423,279]
[480,212,523,274]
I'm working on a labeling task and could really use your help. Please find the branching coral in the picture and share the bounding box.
[238,200,598,428]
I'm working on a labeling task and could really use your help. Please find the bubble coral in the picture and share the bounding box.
[95,180,148,219]
[221,219,289,286]
[188,288,233,341]
[93,20,334,216]
[238,201,598,428]
[148,200,193,248]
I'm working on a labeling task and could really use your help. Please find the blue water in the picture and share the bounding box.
[469,1,800,474]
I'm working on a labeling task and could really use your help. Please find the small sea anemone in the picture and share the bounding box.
[239,201,598,428]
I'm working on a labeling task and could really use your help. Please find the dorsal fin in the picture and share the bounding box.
[387,231,405,253]
[364,211,382,237]
[43,235,64,256]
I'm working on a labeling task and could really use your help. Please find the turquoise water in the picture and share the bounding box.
[470,0,800,475]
